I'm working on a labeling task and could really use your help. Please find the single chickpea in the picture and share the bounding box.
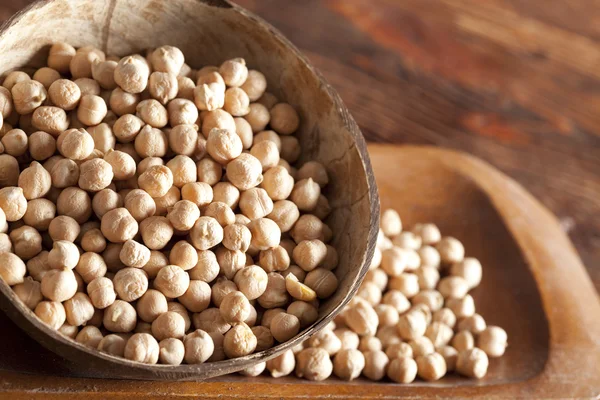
[91,189,122,219]
[58,128,95,160]
[102,243,126,272]
[80,229,106,253]
[456,347,489,378]
[295,347,333,381]
[47,43,76,74]
[63,292,94,326]
[233,265,268,300]
[151,311,185,340]
[227,154,263,191]
[87,276,116,309]
[56,187,92,223]
[35,301,66,329]
[393,232,422,250]
[194,82,225,112]
[304,268,338,299]
[134,125,168,157]
[231,118,253,151]
[158,338,185,365]
[257,272,289,309]
[287,300,318,329]
[264,349,295,377]
[375,304,400,327]
[33,67,60,89]
[165,200,199,232]
[235,213,252,226]
[40,267,78,302]
[176,76,195,100]
[239,187,273,220]
[380,290,410,315]
[50,158,79,188]
[12,80,46,114]
[254,131,281,152]
[103,300,137,332]
[437,236,465,265]
[181,182,213,207]
[70,46,105,79]
[250,140,280,171]
[412,290,444,312]
[86,122,115,153]
[196,67,224,86]
[194,158,221,186]
[452,330,475,352]
[388,274,419,299]
[75,325,104,348]
[205,128,243,165]
[101,150,135,182]
[457,313,487,335]
[113,114,143,143]
[178,280,211,312]
[261,308,286,329]
[248,218,280,251]
[306,329,342,356]
[261,166,294,201]
[239,70,267,102]
[154,265,190,298]
[78,158,114,191]
[109,89,140,117]
[2,129,28,157]
[215,247,245,280]
[168,302,192,332]
[0,154,19,186]
[13,277,43,310]
[380,247,409,277]
[270,312,300,343]
[148,71,178,104]
[344,298,378,336]
[415,265,440,290]
[387,357,417,384]
[124,333,159,364]
[478,326,508,357]
[408,336,435,358]
[113,267,148,302]
[201,109,236,138]
[416,352,446,381]
[269,103,299,135]
[358,337,383,353]
[143,250,169,279]
[244,103,270,133]
[32,106,69,136]
[218,290,251,324]
[48,240,79,270]
[432,308,457,329]
[119,239,151,269]
[29,131,57,161]
[169,240,198,270]
[223,87,250,116]
[356,281,381,306]
[190,216,223,250]
[136,99,168,128]
[188,250,220,283]
[135,289,168,323]
[0,87,12,120]
[138,165,173,198]
[290,178,320,212]
[167,124,198,157]
[151,46,184,75]
[219,58,248,87]
[98,334,128,357]
[3,71,31,93]
[192,307,231,335]
[0,187,26,222]
[223,322,256,358]
[436,345,458,372]
[240,361,266,377]
[114,56,150,94]
[446,294,476,319]
[438,276,470,299]
[167,155,197,188]
[26,251,50,282]
[74,77,100,96]
[279,136,300,164]
[379,209,402,237]
[397,310,427,341]
[139,216,174,250]
[90,59,117,90]
[268,200,299,233]
[259,246,291,273]
[17,162,50,202]
[221,223,251,253]
[48,79,81,111]
[412,223,441,245]
[77,94,107,126]
[58,323,78,339]
[123,189,155,222]
[360,350,389,381]
[101,208,138,243]
[384,342,413,361]
[450,257,483,289]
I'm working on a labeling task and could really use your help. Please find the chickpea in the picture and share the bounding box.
[3,71,30,91]
[267,200,299,233]
[219,58,248,87]
[47,43,76,74]
[12,80,46,114]
[35,300,66,329]
[433,308,457,329]
[165,200,199,232]
[113,114,143,143]
[375,304,399,327]
[50,158,79,188]
[381,247,410,277]
[250,140,279,172]
[244,103,270,133]
[168,240,198,271]
[412,290,444,312]
[56,187,92,223]
[232,265,267,300]
[47,239,78,270]
[181,182,213,207]
[80,228,106,253]
[189,216,223,250]
[40,267,78,302]
[58,323,78,339]
[134,125,168,157]
[26,251,50,282]
[192,307,231,335]
[304,268,338,299]
[104,300,137,332]
[437,236,465,265]
[2,129,28,157]
[387,357,417,384]
[101,208,138,243]
[98,334,128,357]
[139,216,173,250]
[265,349,295,377]
[63,292,95,326]
[114,56,150,94]
[28,131,56,161]
[0,154,19,186]
[205,128,243,165]
[416,352,446,381]
[478,326,508,357]
[32,67,59,89]
[167,124,198,157]
[457,347,489,378]
[77,94,107,126]
[457,314,487,335]
[74,77,100,96]
[415,265,440,291]
[122,189,154,223]
[154,265,190,298]
[7,225,40,260]
[195,158,222,186]
[446,294,476,319]
[151,46,184,75]
[358,337,382,353]
[221,223,251,253]
[286,300,318,329]
[132,289,167,323]
[259,246,291,273]
[135,99,168,128]
[189,250,220,283]
[450,257,483,289]
[13,277,42,310]
[224,322,256,358]
[232,117,253,150]
[452,330,475,352]
[201,109,235,138]
[270,312,300,343]
[196,67,224,86]
[117,239,150,269]
[167,156,197,189]
[138,165,173,198]
[148,71,178,104]
[139,250,167,279]
[179,280,211,313]
[124,333,159,364]
[257,272,289,309]
[194,82,225,111]
[47,79,80,111]
[58,128,95,160]
[78,158,114,191]
[226,153,263,191]
[240,70,267,102]
[157,338,184,366]
[176,76,195,100]
[295,347,333,381]
[269,103,299,135]
[87,276,116,309]
[389,273,420,298]
[102,243,126,272]
[167,302,191,332]
[248,218,280,251]
[222,87,249,116]
[239,187,273,220]
[108,88,139,117]
[32,106,69,136]
[76,326,103,349]
[0,188,25,224]
[151,311,185,340]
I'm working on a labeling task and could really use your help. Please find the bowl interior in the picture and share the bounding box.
[0,0,378,379]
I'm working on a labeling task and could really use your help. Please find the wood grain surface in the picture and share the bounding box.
[1,0,598,289]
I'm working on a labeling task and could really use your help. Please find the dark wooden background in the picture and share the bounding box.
[2,0,599,291]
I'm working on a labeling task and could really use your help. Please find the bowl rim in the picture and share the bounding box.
[0,0,380,380]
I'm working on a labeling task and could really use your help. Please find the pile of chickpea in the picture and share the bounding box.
[241,209,508,383]
[0,43,340,366]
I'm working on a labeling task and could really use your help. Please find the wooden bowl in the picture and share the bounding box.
[0,0,379,380]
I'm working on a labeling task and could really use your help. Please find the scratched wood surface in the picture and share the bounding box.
[2,0,598,290]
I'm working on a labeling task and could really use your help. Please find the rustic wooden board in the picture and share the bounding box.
[0,144,598,398]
